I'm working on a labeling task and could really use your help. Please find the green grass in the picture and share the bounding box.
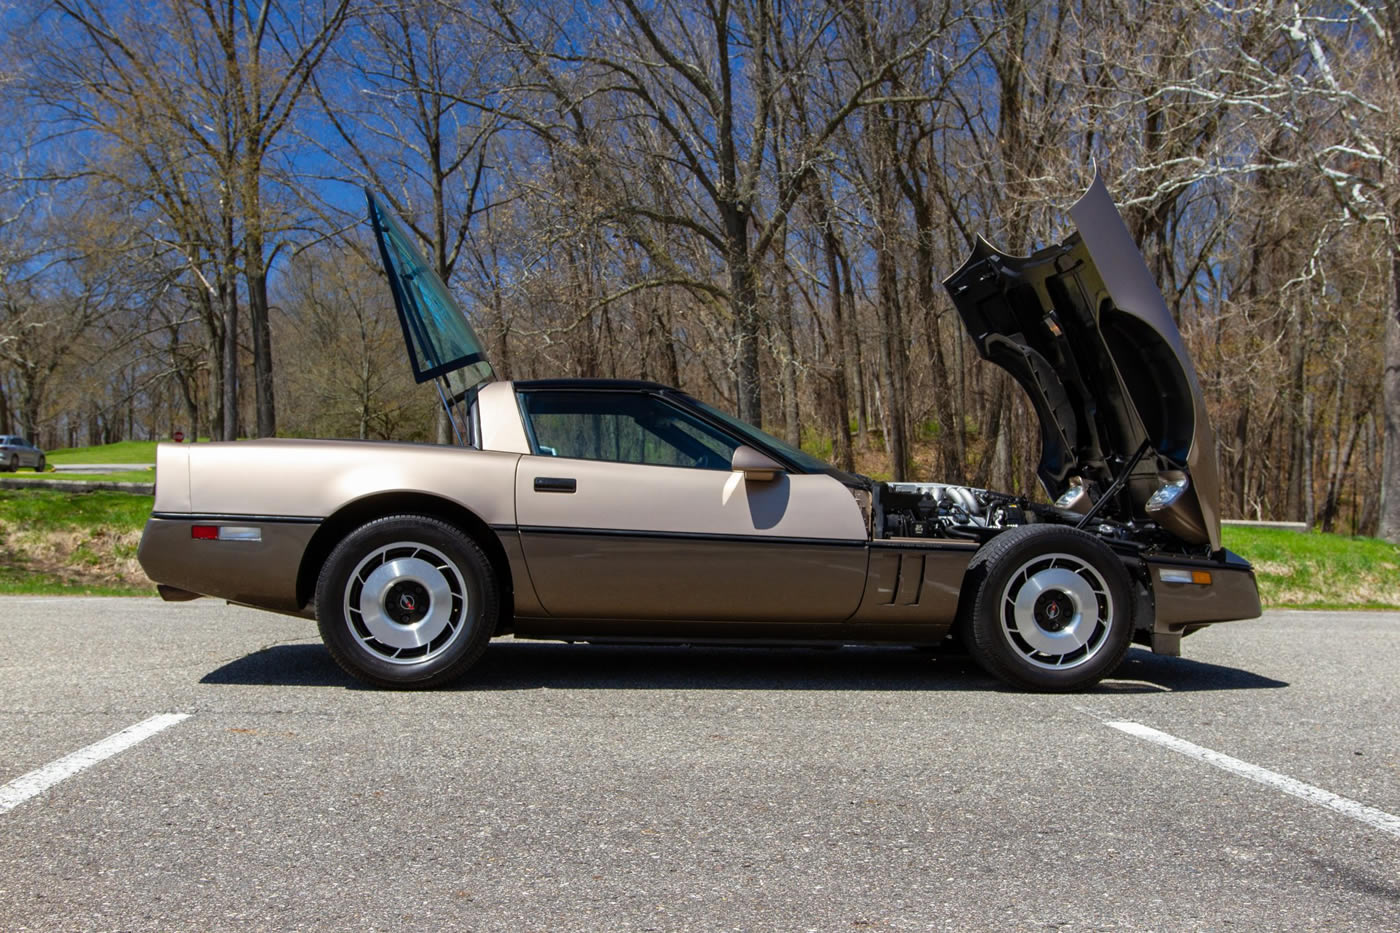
[5,469,155,484]
[0,569,148,596]
[0,489,151,530]
[44,439,163,464]
[1222,525,1400,609]
[0,489,153,595]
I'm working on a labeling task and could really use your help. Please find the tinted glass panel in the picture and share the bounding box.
[520,391,739,470]
[682,396,837,474]
[366,190,494,391]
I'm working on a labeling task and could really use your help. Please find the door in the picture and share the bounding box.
[513,389,869,622]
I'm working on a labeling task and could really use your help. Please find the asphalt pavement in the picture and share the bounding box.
[0,600,1396,932]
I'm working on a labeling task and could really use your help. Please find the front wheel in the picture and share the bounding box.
[315,515,499,689]
[958,524,1134,691]
[33,456,44,472]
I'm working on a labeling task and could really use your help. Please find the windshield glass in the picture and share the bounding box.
[366,190,494,392]
[682,395,864,484]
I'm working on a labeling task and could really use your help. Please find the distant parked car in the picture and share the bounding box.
[0,436,45,472]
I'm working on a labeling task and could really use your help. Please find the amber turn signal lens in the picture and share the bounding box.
[1160,568,1213,585]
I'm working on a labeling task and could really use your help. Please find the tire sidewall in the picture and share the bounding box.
[965,525,1134,691]
[316,515,497,688]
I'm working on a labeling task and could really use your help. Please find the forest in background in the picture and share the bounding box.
[2,0,1398,537]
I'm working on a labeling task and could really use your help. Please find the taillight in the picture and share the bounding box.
[191,525,261,542]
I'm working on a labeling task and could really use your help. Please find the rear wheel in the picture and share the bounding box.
[5,455,14,472]
[958,524,1134,691]
[315,514,498,689]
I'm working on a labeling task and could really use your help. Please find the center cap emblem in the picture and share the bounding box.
[399,593,417,612]
[1046,602,1060,620]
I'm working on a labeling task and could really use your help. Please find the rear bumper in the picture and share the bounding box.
[138,516,320,613]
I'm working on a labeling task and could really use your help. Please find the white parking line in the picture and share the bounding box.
[0,713,190,814]
[1107,720,1400,840]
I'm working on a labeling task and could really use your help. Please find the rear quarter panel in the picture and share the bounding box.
[152,443,192,512]
[181,439,520,524]
[142,439,522,613]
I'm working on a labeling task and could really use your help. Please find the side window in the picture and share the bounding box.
[520,391,740,470]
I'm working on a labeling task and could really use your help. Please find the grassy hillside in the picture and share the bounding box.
[44,439,164,464]
[0,489,153,594]
[1221,525,1400,610]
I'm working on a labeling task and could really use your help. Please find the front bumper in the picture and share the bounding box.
[1141,548,1262,654]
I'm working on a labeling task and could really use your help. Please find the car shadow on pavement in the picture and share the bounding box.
[201,643,362,688]
[200,642,1288,693]
[1106,648,1289,692]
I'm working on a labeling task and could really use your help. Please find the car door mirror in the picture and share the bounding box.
[731,445,783,481]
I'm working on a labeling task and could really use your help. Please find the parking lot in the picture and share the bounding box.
[1,598,1397,931]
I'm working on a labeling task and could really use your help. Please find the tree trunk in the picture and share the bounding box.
[244,155,276,437]
[822,220,854,472]
[18,369,41,443]
[875,238,910,479]
[838,249,868,444]
[1302,390,1316,528]
[247,264,277,437]
[776,244,800,447]
[1379,247,1400,540]
[972,380,1006,490]
[1285,305,1307,520]
[220,279,240,442]
[727,205,763,426]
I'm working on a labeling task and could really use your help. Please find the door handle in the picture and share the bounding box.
[534,477,577,493]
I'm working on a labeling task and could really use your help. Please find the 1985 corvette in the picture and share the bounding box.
[138,177,1261,691]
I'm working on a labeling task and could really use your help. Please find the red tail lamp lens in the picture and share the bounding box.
[191,525,219,540]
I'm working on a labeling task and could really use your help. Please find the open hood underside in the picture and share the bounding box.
[943,176,1221,551]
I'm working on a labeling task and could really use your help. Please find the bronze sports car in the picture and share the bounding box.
[138,178,1261,691]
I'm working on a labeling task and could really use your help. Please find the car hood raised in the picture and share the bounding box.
[943,175,1221,550]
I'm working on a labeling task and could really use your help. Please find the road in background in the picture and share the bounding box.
[1,601,1396,931]
[48,463,154,474]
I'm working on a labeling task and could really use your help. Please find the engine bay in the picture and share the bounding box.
[874,481,1208,556]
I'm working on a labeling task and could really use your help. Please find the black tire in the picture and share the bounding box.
[957,524,1134,691]
[315,514,499,689]
[33,456,44,472]
[5,455,14,472]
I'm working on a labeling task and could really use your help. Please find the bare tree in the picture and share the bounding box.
[277,245,429,440]
[45,0,350,438]
[484,0,940,427]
